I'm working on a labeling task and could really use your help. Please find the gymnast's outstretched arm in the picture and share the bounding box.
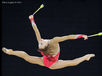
[51,34,88,43]
[29,15,41,43]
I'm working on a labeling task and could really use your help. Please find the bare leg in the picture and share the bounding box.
[49,54,95,70]
[2,47,44,66]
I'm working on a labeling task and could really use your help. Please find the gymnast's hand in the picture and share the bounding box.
[29,15,33,19]
[82,35,88,40]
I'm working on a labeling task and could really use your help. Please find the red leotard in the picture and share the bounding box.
[38,47,60,67]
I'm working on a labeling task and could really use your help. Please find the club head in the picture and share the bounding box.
[40,4,44,8]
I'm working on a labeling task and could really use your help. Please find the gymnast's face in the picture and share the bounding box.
[39,39,49,50]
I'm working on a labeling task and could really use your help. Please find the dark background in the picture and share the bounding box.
[1,0,102,76]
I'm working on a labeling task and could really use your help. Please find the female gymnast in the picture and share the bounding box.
[2,15,95,70]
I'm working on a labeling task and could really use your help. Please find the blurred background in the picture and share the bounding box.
[2,0,102,76]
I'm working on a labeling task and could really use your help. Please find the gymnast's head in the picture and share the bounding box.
[39,39,49,51]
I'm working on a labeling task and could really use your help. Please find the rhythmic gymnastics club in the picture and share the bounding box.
[88,32,102,37]
[33,4,44,15]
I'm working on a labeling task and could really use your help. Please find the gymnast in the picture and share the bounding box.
[2,15,95,70]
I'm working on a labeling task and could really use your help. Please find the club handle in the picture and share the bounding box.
[88,34,98,37]
[32,4,44,16]
[33,7,41,15]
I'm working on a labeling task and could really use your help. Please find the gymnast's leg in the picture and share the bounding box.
[49,54,95,70]
[2,47,44,66]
